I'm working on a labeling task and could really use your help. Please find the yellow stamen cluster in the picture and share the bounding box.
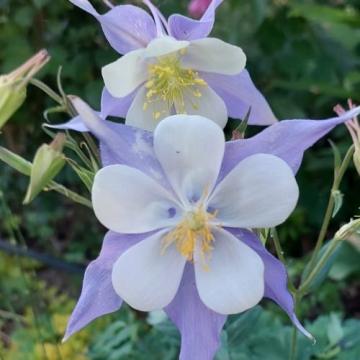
[144,55,207,120]
[162,205,217,262]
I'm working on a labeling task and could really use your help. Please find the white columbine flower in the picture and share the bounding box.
[102,36,246,130]
[91,115,299,313]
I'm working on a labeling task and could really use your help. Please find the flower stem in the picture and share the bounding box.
[29,78,63,105]
[304,145,354,278]
[289,326,298,360]
[46,181,92,208]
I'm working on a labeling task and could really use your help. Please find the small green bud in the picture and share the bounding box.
[335,218,360,244]
[24,133,66,204]
[0,49,50,128]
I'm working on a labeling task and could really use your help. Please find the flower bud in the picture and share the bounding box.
[24,133,66,204]
[188,0,211,18]
[0,49,50,129]
[335,218,360,244]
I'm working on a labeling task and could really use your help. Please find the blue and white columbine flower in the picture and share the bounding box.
[63,99,360,359]
[67,0,277,130]
[91,115,299,312]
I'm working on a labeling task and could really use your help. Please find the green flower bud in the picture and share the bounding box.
[0,49,50,128]
[335,218,360,244]
[24,133,66,204]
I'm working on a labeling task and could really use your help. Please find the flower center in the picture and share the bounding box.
[162,205,217,262]
[144,53,207,120]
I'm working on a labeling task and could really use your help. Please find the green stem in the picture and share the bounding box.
[304,146,354,276]
[29,78,63,105]
[289,326,298,360]
[47,181,92,208]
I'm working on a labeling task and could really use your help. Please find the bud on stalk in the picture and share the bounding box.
[0,49,50,128]
[24,133,66,204]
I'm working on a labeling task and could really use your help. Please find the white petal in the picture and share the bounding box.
[102,49,147,98]
[195,228,264,314]
[112,230,186,311]
[144,36,189,59]
[154,115,225,205]
[175,86,228,129]
[209,154,299,228]
[92,165,181,233]
[182,38,246,75]
[126,86,171,131]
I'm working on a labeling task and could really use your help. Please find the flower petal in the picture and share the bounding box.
[144,36,189,59]
[69,1,157,54]
[182,38,246,75]
[220,105,360,180]
[168,0,224,41]
[209,154,299,228]
[102,49,147,98]
[203,70,277,125]
[64,231,145,341]
[112,230,187,311]
[92,165,180,233]
[228,228,313,340]
[44,115,90,132]
[165,265,226,360]
[154,115,225,204]
[194,228,264,314]
[126,86,171,131]
[176,85,228,129]
[71,98,168,187]
[100,87,135,119]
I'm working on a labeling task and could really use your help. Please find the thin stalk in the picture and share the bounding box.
[47,181,92,208]
[29,78,63,105]
[82,132,101,167]
[289,326,298,360]
[305,146,354,275]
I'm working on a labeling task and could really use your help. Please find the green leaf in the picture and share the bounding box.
[327,313,344,346]
[302,241,343,291]
[331,190,344,218]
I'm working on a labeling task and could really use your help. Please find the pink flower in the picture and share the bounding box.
[189,0,212,18]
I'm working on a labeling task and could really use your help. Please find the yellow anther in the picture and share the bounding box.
[162,195,218,263]
[144,54,207,120]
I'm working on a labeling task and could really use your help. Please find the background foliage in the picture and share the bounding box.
[0,0,359,359]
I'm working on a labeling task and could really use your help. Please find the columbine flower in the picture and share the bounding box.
[189,0,212,18]
[92,115,299,312]
[68,0,276,129]
[334,100,360,176]
[63,98,360,359]
[102,35,246,129]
